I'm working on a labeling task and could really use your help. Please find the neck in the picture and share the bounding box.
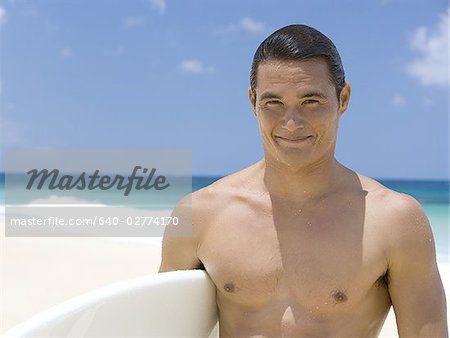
[261,153,345,203]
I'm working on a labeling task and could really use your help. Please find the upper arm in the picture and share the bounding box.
[386,194,448,337]
[158,195,202,272]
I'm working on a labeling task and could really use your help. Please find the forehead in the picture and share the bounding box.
[255,58,333,93]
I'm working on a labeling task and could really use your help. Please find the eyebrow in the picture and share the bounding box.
[259,91,327,101]
[301,91,327,99]
[259,92,282,101]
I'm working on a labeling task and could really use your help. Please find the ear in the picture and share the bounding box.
[338,82,351,116]
[248,86,256,116]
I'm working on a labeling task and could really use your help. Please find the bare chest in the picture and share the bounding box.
[198,201,389,316]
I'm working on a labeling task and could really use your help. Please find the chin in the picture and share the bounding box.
[264,143,315,165]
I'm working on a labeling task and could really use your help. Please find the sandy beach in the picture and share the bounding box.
[1,207,449,336]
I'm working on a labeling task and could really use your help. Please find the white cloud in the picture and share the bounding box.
[60,47,72,58]
[122,16,145,29]
[406,9,449,87]
[3,1,38,17]
[219,17,266,35]
[240,17,265,34]
[179,59,215,75]
[150,0,166,15]
[0,6,7,26]
[392,94,406,106]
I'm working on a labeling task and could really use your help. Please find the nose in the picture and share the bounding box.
[282,119,304,132]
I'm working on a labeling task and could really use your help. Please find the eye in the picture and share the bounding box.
[303,99,319,105]
[266,100,283,105]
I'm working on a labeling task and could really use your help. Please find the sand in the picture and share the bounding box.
[1,212,449,336]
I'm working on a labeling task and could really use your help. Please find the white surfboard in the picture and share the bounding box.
[4,264,449,337]
[3,270,219,338]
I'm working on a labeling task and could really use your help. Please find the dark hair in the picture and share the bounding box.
[250,24,346,100]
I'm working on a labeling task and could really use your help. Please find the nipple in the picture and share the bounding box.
[223,282,235,292]
[332,290,348,303]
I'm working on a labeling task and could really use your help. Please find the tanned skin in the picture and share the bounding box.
[160,59,447,337]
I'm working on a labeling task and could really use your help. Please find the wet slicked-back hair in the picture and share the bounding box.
[250,24,346,100]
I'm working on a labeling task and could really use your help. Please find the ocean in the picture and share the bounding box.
[0,175,448,261]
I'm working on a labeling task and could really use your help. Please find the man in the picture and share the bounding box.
[159,24,447,337]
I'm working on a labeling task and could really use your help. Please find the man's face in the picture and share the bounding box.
[249,58,350,168]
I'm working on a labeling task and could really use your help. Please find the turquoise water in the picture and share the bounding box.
[0,175,448,261]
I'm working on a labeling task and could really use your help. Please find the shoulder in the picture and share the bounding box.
[359,174,429,229]
[192,162,262,211]
[357,175,434,258]
[364,177,429,232]
[191,174,241,213]
[356,173,423,214]
[189,165,259,233]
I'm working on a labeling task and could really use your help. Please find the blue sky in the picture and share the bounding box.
[0,0,448,179]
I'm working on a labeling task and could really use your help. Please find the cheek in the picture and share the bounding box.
[257,112,277,133]
[315,117,340,146]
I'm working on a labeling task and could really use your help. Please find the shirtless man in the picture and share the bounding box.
[159,24,448,337]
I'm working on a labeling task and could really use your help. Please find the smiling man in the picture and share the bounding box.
[160,24,447,337]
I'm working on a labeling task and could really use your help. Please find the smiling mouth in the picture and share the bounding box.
[276,136,312,143]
